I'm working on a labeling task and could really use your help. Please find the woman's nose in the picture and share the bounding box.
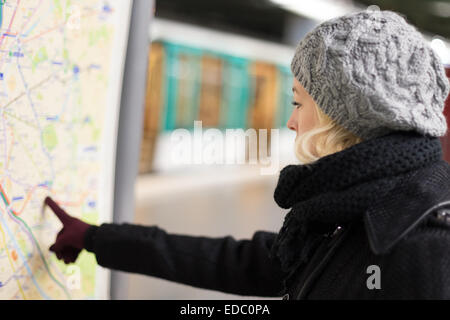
[287,112,297,132]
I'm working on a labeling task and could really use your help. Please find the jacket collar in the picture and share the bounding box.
[270,131,445,273]
[363,159,450,255]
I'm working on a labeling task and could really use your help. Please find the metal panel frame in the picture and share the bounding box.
[111,0,154,300]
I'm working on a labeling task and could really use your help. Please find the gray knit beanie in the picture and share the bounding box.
[291,9,450,140]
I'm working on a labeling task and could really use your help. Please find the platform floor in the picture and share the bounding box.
[124,165,286,299]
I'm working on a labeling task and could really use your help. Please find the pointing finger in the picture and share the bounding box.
[44,196,72,226]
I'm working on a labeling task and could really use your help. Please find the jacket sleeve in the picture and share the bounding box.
[83,223,287,297]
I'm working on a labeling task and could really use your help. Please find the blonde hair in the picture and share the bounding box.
[295,102,363,165]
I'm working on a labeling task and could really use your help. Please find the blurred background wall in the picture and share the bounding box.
[121,0,450,299]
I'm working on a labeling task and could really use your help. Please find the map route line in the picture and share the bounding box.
[5,125,14,171]
[0,0,20,49]
[0,180,42,260]
[0,184,72,299]
[15,182,51,216]
[16,63,56,182]
[3,109,39,130]
[0,210,50,299]
[16,0,43,38]
[1,105,8,172]
[0,221,26,299]
[0,74,52,110]
[21,9,99,45]
[1,258,30,290]
[8,124,46,180]
[16,185,40,216]
[1,193,71,300]
[0,0,125,299]
[56,191,91,208]
[22,1,50,39]
[21,22,64,44]
[0,0,4,29]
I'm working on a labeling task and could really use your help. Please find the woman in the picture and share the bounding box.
[46,10,450,299]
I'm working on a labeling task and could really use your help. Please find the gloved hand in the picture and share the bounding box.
[44,196,93,264]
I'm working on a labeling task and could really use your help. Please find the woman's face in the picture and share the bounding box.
[287,78,319,138]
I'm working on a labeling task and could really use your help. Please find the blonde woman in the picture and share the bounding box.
[45,10,450,299]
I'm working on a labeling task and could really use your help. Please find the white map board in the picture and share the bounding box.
[0,0,132,299]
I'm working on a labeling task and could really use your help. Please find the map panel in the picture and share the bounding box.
[0,0,131,299]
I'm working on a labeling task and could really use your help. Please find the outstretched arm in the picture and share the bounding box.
[44,196,287,297]
[85,223,287,297]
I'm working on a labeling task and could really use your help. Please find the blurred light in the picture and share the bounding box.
[429,1,450,18]
[431,37,450,65]
[151,18,294,65]
[269,0,362,22]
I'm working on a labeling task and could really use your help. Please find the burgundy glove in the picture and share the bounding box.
[44,196,93,264]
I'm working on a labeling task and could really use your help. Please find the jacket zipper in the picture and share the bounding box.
[295,223,353,300]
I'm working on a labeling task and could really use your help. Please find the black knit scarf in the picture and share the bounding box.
[269,130,444,282]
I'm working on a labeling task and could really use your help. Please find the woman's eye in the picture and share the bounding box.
[291,101,302,109]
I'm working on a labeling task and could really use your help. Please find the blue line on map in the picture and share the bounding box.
[88,64,101,70]
[12,196,23,201]
[16,63,56,182]
[22,3,53,38]
[37,181,51,187]
[103,4,112,13]
[57,84,72,120]
[0,212,51,299]
[22,19,40,38]
[83,146,97,152]
[10,51,23,57]
[1,261,34,288]
[4,174,33,190]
